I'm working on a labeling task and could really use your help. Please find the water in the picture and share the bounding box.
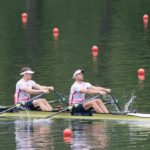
[124,91,136,112]
[0,119,150,150]
[0,0,150,149]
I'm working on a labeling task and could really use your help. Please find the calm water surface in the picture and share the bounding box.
[0,0,150,149]
[0,119,150,150]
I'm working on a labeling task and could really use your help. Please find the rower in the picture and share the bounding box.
[14,67,54,111]
[69,69,110,115]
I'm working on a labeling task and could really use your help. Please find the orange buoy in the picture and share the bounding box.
[143,14,148,22]
[63,137,72,144]
[91,45,99,58]
[53,27,59,40]
[53,33,59,40]
[137,68,145,80]
[53,27,59,34]
[143,14,148,28]
[92,45,98,52]
[21,12,28,24]
[63,129,72,137]
[138,68,145,76]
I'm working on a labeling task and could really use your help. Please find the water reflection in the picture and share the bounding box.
[70,120,109,150]
[92,56,98,74]
[1,118,150,150]
[15,119,54,150]
[117,121,150,148]
[66,120,150,150]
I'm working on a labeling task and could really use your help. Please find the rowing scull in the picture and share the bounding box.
[0,111,150,121]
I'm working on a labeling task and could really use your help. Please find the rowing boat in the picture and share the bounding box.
[1,111,150,121]
[0,93,148,121]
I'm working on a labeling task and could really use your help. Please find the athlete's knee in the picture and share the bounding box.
[41,98,47,102]
[33,99,40,106]
[38,98,47,103]
[96,99,103,103]
[91,100,97,107]
[33,99,45,104]
[92,99,101,104]
[92,99,97,103]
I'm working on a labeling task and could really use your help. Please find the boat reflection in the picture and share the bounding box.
[15,119,54,150]
[70,120,109,149]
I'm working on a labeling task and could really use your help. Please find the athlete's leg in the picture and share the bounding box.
[42,99,53,111]
[95,99,109,113]
[83,100,104,113]
[33,99,52,111]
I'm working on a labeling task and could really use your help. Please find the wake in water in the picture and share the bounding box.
[102,89,137,112]
[32,118,53,124]
[124,90,137,112]
[15,118,53,127]
[13,106,53,124]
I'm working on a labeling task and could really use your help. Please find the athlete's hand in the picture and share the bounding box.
[99,91,107,95]
[48,86,54,92]
[105,88,111,94]
[43,90,50,94]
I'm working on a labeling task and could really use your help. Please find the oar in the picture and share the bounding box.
[109,93,121,112]
[0,92,45,114]
[48,99,59,104]
[53,91,68,105]
[45,94,100,118]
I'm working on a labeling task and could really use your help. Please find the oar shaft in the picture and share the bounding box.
[45,94,100,118]
[85,95,100,103]
[45,107,70,118]
[54,91,68,105]
[29,92,45,102]
[54,91,62,98]
[0,92,45,114]
[109,93,121,112]
[0,105,17,114]
[48,100,59,104]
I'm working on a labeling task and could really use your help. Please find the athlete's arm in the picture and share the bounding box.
[79,87,106,95]
[22,86,44,95]
[89,86,111,94]
[33,84,54,91]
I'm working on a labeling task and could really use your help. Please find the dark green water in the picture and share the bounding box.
[0,0,150,149]
[0,119,150,150]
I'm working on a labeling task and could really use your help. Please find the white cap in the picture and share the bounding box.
[20,67,34,75]
[73,69,84,79]
[20,70,34,75]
